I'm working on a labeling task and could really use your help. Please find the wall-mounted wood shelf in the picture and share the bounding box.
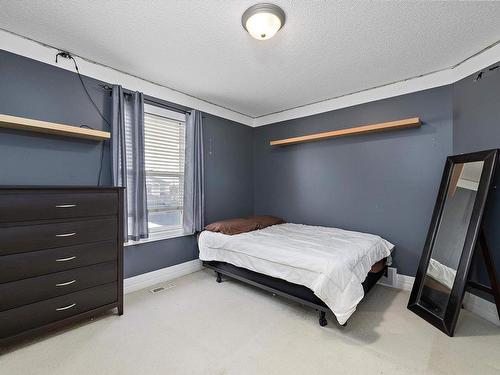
[270,117,421,146]
[0,114,111,141]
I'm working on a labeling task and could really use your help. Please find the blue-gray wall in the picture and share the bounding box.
[453,62,500,299]
[0,50,254,278]
[0,50,112,185]
[203,114,254,224]
[254,87,454,277]
[253,63,500,283]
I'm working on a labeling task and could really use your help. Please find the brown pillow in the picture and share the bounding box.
[248,215,285,229]
[204,218,259,235]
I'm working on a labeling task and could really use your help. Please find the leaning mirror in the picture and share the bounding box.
[408,149,498,336]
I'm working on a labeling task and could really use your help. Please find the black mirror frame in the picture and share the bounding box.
[408,149,498,336]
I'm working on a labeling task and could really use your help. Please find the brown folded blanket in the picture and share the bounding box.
[248,215,285,229]
[204,218,258,235]
[204,215,285,235]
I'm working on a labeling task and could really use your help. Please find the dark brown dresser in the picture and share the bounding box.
[0,187,124,346]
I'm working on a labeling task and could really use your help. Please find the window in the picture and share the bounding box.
[130,104,186,240]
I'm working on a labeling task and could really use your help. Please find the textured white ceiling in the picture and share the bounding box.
[1,1,500,118]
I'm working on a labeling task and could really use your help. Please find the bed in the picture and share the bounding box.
[198,223,394,326]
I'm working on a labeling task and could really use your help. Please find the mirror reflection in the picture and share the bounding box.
[419,161,484,317]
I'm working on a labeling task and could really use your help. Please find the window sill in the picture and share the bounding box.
[124,231,193,247]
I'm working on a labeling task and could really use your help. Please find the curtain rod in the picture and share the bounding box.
[98,83,190,115]
[144,95,190,115]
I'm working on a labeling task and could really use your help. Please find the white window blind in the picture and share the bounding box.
[127,104,186,238]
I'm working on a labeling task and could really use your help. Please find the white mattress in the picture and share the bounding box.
[198,223,394,324]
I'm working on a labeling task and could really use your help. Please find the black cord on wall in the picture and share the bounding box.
[56,51,110,186]
[79,125,107,186]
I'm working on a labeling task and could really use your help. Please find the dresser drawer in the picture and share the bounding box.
[0,262,117,312]
[0,240,117,284]
[0,282,117,339]
[0,218,117,256]
[0,192,117,223]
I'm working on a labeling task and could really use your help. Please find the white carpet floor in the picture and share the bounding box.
[1,269,500,375]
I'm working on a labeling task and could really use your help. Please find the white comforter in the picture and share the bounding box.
[198,223,394,324]
[427,258,456,290]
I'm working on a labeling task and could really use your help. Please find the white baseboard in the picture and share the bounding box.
[378,268,414,291]
[124,259,202,294]
[395,273,415,292]
[378,267,500,327]
[463,292,500,327]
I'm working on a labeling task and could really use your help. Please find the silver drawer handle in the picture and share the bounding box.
[56,280,76,287]
[56,303,76,311]
[56,256,76,262]
[56,232,76,237]
[55,204,77,208]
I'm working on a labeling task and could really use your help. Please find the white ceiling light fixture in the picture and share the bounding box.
[242,3,286,41]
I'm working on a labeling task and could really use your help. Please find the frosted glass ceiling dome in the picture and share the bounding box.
[242,3,286,41]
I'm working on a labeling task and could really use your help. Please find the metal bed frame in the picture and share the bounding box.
[203,260,387,327]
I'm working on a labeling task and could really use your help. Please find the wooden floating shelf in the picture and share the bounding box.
[0,114,111,141]
[270,117,421,146]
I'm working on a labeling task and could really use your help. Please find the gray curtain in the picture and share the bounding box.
[183,110,205,234]
[111,85,149,241]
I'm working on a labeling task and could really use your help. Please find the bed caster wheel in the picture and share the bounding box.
[319,311,328,327]
[216,272,222,283]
